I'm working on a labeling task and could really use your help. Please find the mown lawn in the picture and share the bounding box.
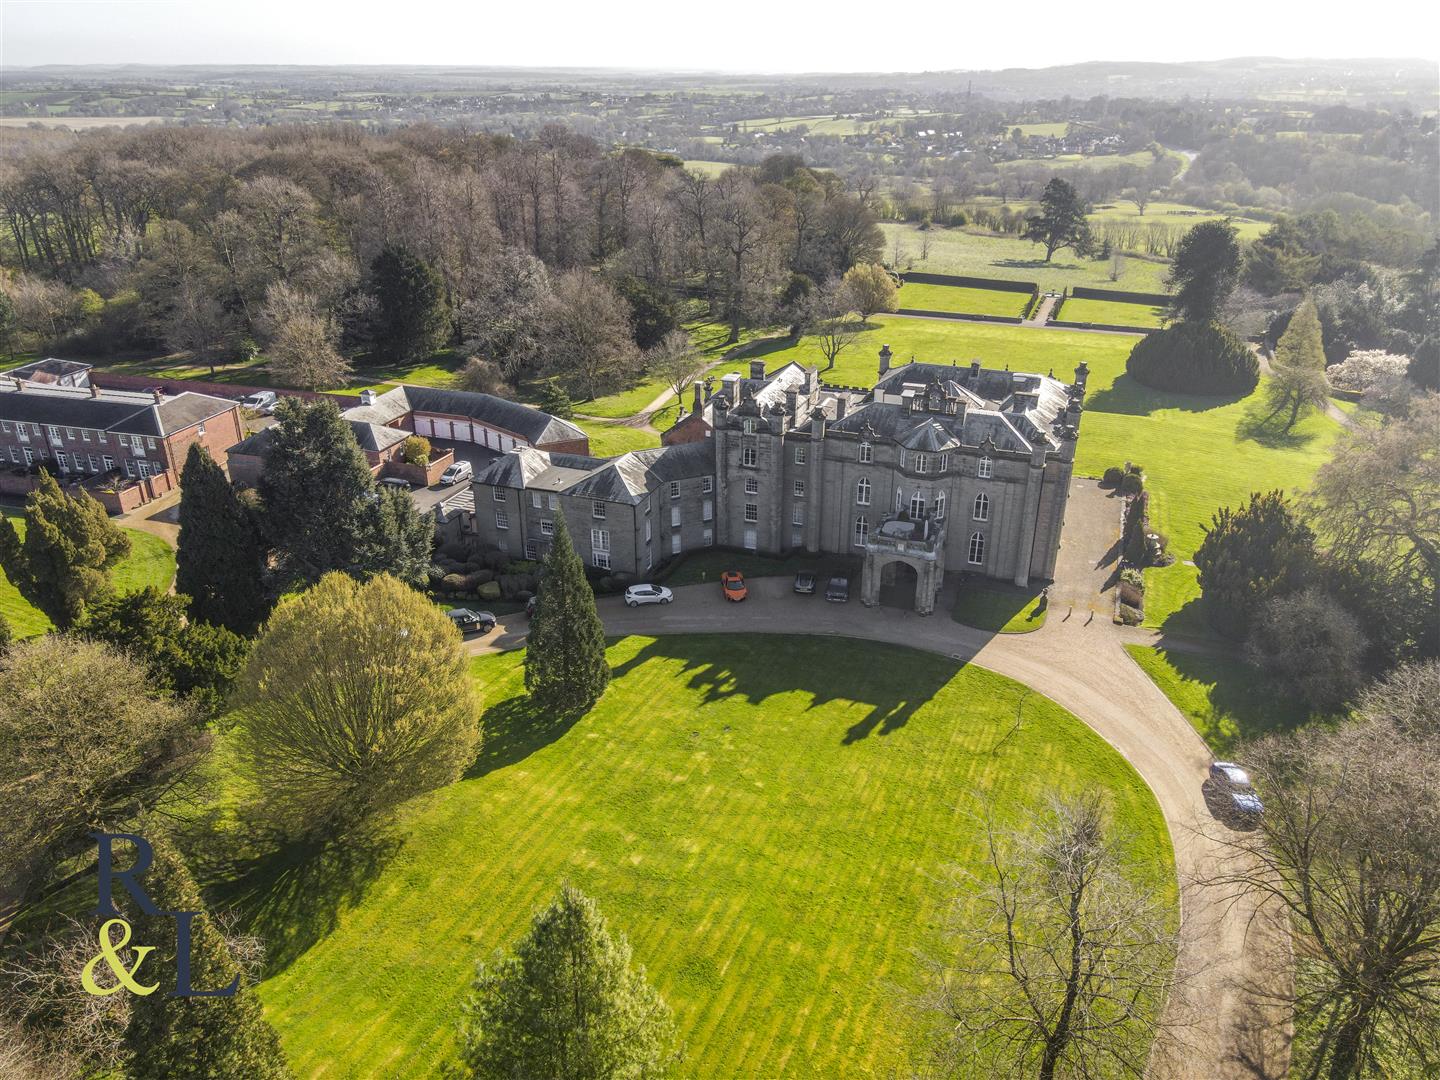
[881,222,1172,294]
[1124,644,1314,754]
[1057,297,1169,329]
[572,419,661,456]
[0,510,177,637]
[952,581,1049,634]
[896,282,1031,318]
[248,635,1174,1078]
[1072,345,1346,630]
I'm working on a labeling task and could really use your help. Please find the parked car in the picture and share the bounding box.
[825,576,850,602]
[1226,789,1265,819]
[239,390,277,412]
[445,608,496,634]
[624,584,673,607]
[378,476,413,491]
[793,571,817,595]
[1209,762,1252,787]
[438,460,473,487]
[720,570,748,602]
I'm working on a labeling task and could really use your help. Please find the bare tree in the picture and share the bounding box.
[259,282,351,391]
[1199,670,1440,1079]
[455,355,511,397]
[809,281,861,372]
[1264,362,1331,430]
[645,329,703,405]
[920,794,1181,1080]
[1122,187,1154,216]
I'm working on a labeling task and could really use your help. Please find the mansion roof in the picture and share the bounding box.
[0,379,235,438]
[477,441,716,506]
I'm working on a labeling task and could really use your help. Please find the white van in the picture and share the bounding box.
[438,460,474,487]
[240,390,278,412]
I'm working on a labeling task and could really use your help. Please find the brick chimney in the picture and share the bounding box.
[878,344,892,377]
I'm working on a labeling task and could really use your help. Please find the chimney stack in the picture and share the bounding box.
[90,383,100,398]
[969,360,981,382]
[749,359,766,381]
[152,387,165,403]
[360,389,378,407]
[878,344,892,377]
[784,389,798,416]
[692,381,704,413]
[834,395,847,420]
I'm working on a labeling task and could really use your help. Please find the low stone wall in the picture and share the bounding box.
[1068,285,1173,306]
[383,447,454,487]
[1047,319,1157,335]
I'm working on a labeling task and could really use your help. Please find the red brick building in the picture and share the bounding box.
[0,375,244,512]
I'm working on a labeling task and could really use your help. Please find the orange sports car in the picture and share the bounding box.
[720,570,748,602]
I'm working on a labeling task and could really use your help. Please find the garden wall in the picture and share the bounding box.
[1068,285,1173,306]
[901,271,1037,293]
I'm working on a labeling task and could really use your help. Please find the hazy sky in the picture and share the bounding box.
[3,0,1437,71]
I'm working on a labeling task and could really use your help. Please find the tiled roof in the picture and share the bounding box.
[343,385,586,447]
[0,381,233,438]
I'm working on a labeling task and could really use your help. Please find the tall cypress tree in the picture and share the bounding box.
[369,245,448,364]
[122,831,291,1079]
[1275,297,1326,370]
[177,444,270,634]
[524,515,609,714]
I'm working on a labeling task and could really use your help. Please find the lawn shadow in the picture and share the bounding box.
[608,633,961,745]
[1085,372,1249,417]
[1234,401,1322,450]
[464,693,586,780]
[199,824,402,977]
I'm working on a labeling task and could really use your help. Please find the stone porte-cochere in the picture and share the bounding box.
[861,515,946,614]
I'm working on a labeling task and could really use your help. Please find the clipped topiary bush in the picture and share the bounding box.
[1101,466,1125,487]
[1126,321,1259,395]
[1118,472,1145,496]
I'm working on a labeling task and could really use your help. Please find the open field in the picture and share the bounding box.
[882,223,1172,293]
[682,159,733,177]
[951,581,1049,634]
[1011,122,1069,137]
[1089,200,1270,242]
[0,116,172,129]
[1124,644,1314,754]
[1057,297,1169,328]
[997,149,1186,172]
[0,509,177,637]
[896,281,1031,318]
[247,634,1174,1078]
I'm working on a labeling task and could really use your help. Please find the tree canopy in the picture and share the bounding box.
[1023,178,1091,262]
[1194,490,1318,634]
[460,886,676,1080]
[177,443,270,634]
[368,245,449,364]
[0,472,131,628]
[1168,220,1241,323]
[524,515,610,715]
[234,572,479,836]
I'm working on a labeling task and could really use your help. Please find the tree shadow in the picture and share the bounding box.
[1085,372,1249,417]
[995,257,1076,270]
[464,693,587,780]
[1234,402,1321,449]
[199,825,403,977]
[608,633,959,746]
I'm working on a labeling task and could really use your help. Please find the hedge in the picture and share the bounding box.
[1069,285,1173,306]
[1125,321,1260,395]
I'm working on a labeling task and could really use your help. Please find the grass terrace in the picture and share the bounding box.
[896,281,1032,318]
[951,581,1049,634]
[236,635,1175,1078]
[1057,297,1170,329]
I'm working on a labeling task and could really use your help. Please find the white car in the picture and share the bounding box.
[438,460,473,486]
[624,584,673,607]
[239,390,277,411]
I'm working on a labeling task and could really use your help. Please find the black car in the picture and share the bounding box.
[825,576,850,602]
[793,571,817,595]
[446,608,497,634]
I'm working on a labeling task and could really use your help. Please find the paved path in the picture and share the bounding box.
[1025,293,1060,327]
[468,478,1288,1077]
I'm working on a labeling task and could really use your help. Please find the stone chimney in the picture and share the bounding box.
[720,373,741,405]
[749,359,766,380]
[90,383,101,398]
[692,381,704,413]
[1073,361,1089,394]
[12,379,23,392]
[878,344,892,378]
[835,395,847,420]
[784,389,798,416]
[152,387,165,403]
[969,360,981,382]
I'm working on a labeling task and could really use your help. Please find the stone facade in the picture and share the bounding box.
[470,351,1084,613]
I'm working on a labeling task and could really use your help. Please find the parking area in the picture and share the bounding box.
[406,439,501,514]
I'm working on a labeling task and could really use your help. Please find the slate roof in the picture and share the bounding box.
[230,418,412,459]
[343,385,586,446]
[0,381,234,438]
[476,441,715,506]
[2,358,92,383]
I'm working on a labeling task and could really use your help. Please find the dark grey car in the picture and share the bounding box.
[825,576,850,602]
[793,571,817,595]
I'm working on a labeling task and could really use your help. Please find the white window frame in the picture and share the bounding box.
[525,539,539,560]
[935,492,946,520]
[741,443,757,468]
[794,446,806,465]
[853,515,869,546]
[591,528,610,553]
[856,476,871,506]
[978,455,993,479]
[792,506,804,527]
[858,441,872,463]
[493,486,507,502]
[914,452,929,474]
[909,491,926,519]
[744,503,759,523]
[702,476,713,494]
[670,533,682,555]
[703,527,714,546]
[495,510,509,530]
[744,477,758,495]
[592,500,607,520]
[702,499,713,522]
[793,479,805,498]
[592,551,611,570]
[669,481,680,500]
[670,506,681,528]
[973,492,990,521]
[969,531,986,565]
[532,492,542,509]
[540,520,555,537]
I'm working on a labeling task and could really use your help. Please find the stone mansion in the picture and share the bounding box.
[470,347,1086,614]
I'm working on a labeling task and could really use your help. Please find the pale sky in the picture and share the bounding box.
[2,0,1437,72]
